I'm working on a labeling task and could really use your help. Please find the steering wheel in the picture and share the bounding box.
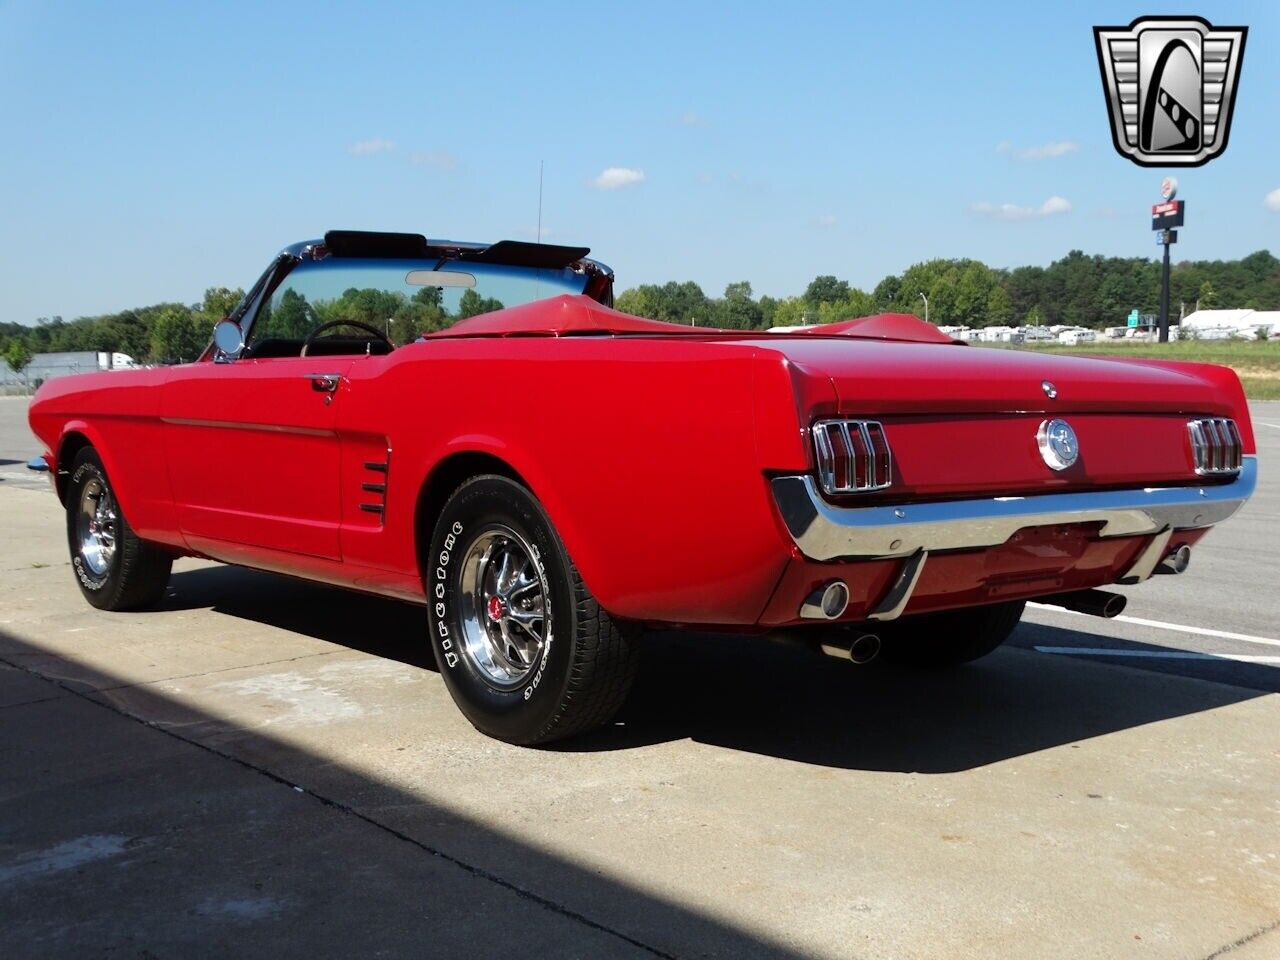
[300,319,394,357]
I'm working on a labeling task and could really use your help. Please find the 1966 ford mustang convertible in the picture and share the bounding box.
[28,231,1257,743]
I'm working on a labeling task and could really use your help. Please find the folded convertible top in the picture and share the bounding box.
[428,295,962,343]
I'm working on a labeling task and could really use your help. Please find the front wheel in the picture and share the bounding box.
[65,446,172,610]
[425,475,638,745]
[879,601,1025,668]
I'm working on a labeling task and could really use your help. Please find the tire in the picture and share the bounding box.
[65,446,172,611]
[879,600,1025,668]
[425,475,638,745]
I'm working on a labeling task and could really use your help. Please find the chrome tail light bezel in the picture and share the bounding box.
[812,419,894,495]
[1187,418,1243,476]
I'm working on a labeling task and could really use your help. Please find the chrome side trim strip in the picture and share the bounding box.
[160,417,335,438]
[771,456,1256,562]
[867,550,928,621]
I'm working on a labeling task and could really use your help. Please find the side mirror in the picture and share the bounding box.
[212,319,244,359]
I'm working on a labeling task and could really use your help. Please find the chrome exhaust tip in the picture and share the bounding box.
[1040,589,1128,619]
[800,581,850,620]
[1155,544,1191,576]
[819,632,881,664]
[848,632,881,664]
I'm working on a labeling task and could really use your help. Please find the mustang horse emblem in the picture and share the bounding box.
[1038,419,1079,471]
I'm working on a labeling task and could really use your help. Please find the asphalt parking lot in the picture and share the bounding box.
[1,395,1277,959]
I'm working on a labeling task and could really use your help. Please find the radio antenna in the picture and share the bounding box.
[536,160,544,244]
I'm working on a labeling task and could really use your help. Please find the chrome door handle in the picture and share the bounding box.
[306,373,341,393]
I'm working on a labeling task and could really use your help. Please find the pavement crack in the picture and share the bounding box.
[1202,917,1280,959]
[0,693,65,711]
[0,652,680,960]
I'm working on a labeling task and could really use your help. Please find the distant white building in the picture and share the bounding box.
[1180,309,1280,340]
[0,350,139,387]
[976,326,1024,343]
[1057,329,1097,345]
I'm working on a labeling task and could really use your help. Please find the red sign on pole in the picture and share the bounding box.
[1152,199,1185,230]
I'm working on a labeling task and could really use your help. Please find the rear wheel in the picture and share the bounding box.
[65,446,172,610]
[879,601,1024,668]
[425,475,638,745]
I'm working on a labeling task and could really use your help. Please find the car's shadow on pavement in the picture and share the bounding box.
[162,563,439,671]
[164,565,1265,774]
[583,629,1266,772]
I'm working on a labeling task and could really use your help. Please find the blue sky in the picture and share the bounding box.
[1,1,1276,323]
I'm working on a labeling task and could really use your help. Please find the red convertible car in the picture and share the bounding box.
[28,231,1256,744]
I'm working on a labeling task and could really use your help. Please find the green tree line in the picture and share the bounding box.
[616,249,1280,330]
[257,286,503,345]
[0,287,246,367]
[3,250,1277,367]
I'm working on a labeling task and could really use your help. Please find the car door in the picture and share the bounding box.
[161,356,354,560]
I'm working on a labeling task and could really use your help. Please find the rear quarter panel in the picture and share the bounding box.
[339,338,809,624]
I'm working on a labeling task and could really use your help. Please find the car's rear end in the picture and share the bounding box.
[743,335,1255,631]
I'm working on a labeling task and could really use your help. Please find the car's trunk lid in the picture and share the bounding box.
[746,336,1232,416]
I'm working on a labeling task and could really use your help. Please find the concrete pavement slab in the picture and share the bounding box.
[0,668,667,959]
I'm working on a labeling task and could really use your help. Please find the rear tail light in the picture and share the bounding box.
[812,420,893,494]
[1187,418,1243,475]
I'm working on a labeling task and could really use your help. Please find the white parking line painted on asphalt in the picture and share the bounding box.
[1034,646,1280,664]
[1255,421,1280,430]
[1027,603,1280,649]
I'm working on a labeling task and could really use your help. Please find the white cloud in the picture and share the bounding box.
[347,138,396,156]
[694,173,715,185]
[971,196,1073,221]
[591,167,646,190]
[1019,140,1080,160]
[679,112,709,128]
[1266,188,1280,212]
[996,139,1080,160]
[814,214,838,227]
[411,149,459,171]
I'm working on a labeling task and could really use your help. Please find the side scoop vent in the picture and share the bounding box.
[360,458,389,518]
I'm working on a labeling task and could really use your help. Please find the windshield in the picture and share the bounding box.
[249,257,589,346]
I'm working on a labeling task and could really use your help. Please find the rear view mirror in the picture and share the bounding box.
[404,270,476,288]
[213,319,244,358]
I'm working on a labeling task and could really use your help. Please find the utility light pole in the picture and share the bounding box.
[919,292,929,324]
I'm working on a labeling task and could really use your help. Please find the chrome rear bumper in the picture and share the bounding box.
[771,456,1256,562]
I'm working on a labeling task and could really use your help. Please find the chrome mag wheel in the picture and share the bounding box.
[77,475,117,577]
[458,525,549,687]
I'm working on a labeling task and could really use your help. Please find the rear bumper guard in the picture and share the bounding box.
[772,456,1255,562]
[771,456,1256,620]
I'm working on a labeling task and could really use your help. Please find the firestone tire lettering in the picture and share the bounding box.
[434,520,462,669]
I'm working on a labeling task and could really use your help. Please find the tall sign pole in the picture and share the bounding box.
[1158,234,1171,343]
[1152,177,1183,343]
